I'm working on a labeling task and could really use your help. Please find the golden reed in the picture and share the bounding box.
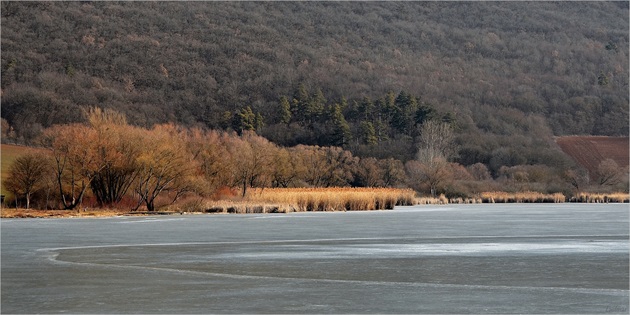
[190,187,416,213]
[480,191,565,203]
[569,193,629,203]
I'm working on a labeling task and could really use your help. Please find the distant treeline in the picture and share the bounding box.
[5,108,628,211]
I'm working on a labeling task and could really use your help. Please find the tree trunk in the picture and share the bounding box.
[146,200,155,212]
[45,187,50,210]
[63,185,88,210]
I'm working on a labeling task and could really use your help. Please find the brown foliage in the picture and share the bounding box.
[405,158,453,197]
[132,124,197,211]
[4,153,49,209]
[41,124,102,209]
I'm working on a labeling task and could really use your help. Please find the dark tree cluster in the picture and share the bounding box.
[262,85,453,162]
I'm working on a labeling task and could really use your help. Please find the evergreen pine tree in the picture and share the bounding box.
[331,104,351,147]
[279,96,292,125]
[360,120,378,145]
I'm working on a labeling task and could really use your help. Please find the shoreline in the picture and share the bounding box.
[2,199,628,219]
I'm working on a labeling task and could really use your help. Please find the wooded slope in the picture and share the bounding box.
[1,2,628,165]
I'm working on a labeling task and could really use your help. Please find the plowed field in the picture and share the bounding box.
[555,136,629,177]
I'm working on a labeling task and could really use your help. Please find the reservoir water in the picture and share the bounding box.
[2,203,628,313]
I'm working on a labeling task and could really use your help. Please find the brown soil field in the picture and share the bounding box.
[555,136,629,177]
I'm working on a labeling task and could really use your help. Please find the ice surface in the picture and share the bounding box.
[2,203,628,314]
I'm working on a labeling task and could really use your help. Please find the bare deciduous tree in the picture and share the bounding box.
[416,120,455,163]
[411,121,456,196]
[227,131,276,197]
[41,124,103,210]
[597,159,624,186]
[133,124,196,211]
[405,159,452,197]
[85,107,140,206]
[4,153,49,209]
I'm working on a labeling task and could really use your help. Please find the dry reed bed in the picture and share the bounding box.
[418,191,629,204]
[179,188,416,214]
[247,187,416,212]
[479,192,566,203]
[6,190,626,218]
[190,200,293,214]
[416,195,485,205]
[248,187,415,211]
[569,193,629,203]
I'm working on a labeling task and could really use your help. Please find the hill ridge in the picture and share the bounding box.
[1,1,628,165]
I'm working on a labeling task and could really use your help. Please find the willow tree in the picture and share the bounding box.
[41,124,102,210]
[132,124,196,211]
[85,107,141,206]
[226,131,276,197]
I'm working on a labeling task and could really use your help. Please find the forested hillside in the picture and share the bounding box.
[2,2,628,167]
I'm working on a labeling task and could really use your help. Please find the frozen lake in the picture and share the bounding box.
[2,204,628,314]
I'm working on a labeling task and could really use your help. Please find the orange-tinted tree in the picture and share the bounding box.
[4,152,49,209]
[41,124,102,210]
[132,124,197,211]
[270,147,301,188]
[226,131,276,196]
[85,107,142,206]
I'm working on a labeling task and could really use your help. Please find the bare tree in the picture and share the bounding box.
[355,157,385,187]
[411,121,456,196]
[270,147,301,188]
[416,120,455,163]
[226,131,276,197]
[85,107,140,206]
[405,159,452,197]
[597,159,624,186]
[4,153,49,209]
[467,163,492,181]
[132,124,195,211]
[379,158,406,187]
[563,168,589,192]
[41,124,103,210]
